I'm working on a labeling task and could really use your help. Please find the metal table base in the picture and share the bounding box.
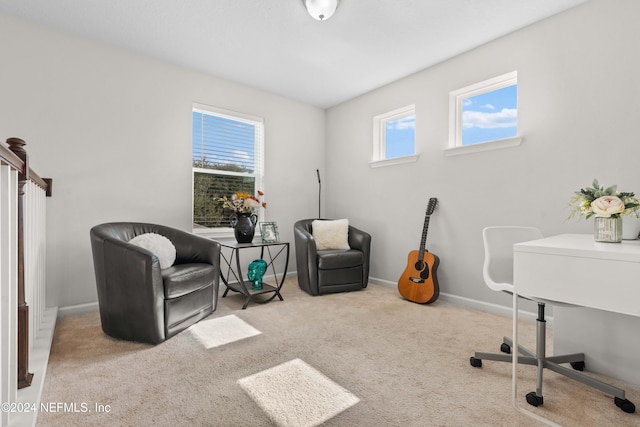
[215,240,289,309]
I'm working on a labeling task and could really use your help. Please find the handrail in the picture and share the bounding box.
[0,137,52,393]
[0,139,51,194]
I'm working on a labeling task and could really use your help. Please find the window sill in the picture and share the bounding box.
[443,136,522,157]
[369,154,419,168]
[193,228,234,240]
[192,227,262,240]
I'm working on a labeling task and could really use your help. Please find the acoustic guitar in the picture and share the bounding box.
[397,197,440,304]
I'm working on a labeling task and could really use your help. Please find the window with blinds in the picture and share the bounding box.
[192,103,264,232]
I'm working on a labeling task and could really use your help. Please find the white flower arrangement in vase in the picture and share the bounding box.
[569,179,640,242]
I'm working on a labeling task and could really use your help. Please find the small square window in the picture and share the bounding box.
[448,71,521,154]
[385,115,415,158]
[462,84,517,145]
[371,105,418,168]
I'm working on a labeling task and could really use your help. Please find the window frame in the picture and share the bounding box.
[370,104,419,168]
[445,71,522,157]
[191,103,265,237]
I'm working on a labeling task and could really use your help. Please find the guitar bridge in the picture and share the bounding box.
[409,277,425,284]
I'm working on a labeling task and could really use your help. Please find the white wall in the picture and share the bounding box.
[0,13,325,308]
[325,0,640,307]
[1,0,639,317]
[325,0,640,383]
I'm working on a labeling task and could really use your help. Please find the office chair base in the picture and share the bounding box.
[526,392,543,407]
[471,335,636,413]
[615,397,636,414]
[570,361,585,371]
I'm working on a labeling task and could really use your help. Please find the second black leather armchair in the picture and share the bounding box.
[294,219,371,296]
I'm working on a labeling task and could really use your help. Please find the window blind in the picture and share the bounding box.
[192,105,264,229]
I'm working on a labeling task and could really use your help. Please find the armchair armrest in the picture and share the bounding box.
[348,225,371,287]
[294,220,319,295]
[348,226,371,252]
[90,232,165,343]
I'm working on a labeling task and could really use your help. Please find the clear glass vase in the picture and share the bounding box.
[594,216,622,243]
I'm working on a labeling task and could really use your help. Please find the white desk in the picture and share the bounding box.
[514,233,640,317]
[512,233,640,425]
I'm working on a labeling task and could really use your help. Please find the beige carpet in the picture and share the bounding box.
[38,279,640,426]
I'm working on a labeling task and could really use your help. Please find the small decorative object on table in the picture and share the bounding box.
[247,259,268,290]
[219,191,267,243]
[260,222,279,243]
[569,179,639,243]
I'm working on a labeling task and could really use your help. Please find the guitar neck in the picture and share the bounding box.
[417,215,431,259]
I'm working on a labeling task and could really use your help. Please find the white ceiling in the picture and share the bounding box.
[0,0,587,108]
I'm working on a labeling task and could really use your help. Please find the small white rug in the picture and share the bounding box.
[188,314,261,349]
[237,358,360,427]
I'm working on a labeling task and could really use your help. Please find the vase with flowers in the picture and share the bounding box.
[569,179,639,243]
[219,191,267,243]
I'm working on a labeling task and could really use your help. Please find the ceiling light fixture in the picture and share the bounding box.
[303,0,340,21]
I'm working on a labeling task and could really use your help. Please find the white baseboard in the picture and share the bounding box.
[10,307,58,427]
[60,273,540,322]
[57,301,98,316]
[60,271,540,323]
[368,276,541,322]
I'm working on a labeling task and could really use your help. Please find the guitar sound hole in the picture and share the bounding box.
[413,261,430,280]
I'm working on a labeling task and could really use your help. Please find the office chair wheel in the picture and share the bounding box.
[500,343,511,354]
[614,397,636,413]
[525,392,544,407]
[469,357,482,368]
[570,361,585,371]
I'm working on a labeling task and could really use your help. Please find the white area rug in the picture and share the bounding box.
[238,358,360,427]
[188,314,261,349]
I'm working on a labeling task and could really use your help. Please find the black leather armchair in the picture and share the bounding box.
[294,219,371,295]
[90,222,220,344]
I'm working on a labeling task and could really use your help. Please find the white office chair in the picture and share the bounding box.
[470,226,635,414]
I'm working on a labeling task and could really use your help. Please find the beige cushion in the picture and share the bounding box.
[312,219,350,250]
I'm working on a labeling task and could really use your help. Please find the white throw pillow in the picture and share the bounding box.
[312,219,350,250]
[129,233,176,269]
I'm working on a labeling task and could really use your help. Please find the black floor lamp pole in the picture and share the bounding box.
[316,169,321,219]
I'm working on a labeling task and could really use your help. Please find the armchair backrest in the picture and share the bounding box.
[294,218,317,234]
[90,222,220,265]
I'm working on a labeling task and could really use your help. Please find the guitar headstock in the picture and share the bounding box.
[426,197,438,216]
